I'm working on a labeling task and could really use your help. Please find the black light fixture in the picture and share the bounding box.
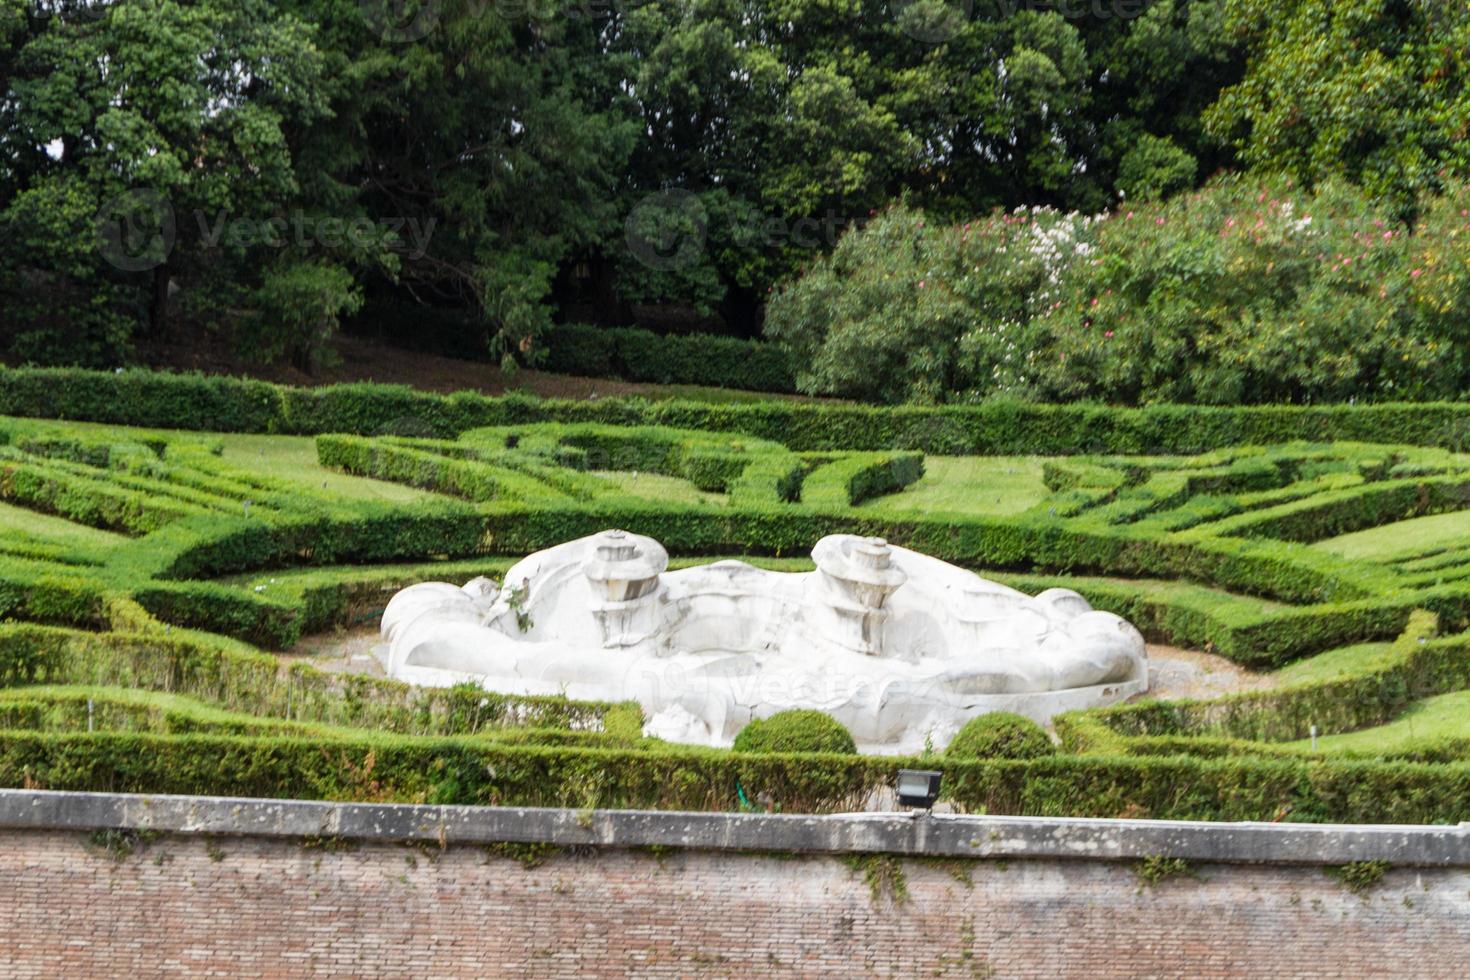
[896,768,942,810]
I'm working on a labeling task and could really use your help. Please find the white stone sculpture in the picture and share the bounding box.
[380,530,1148,753]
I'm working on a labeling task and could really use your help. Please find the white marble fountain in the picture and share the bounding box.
[380,530,1148,753]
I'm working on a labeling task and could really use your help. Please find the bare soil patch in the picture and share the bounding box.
[1144,644,1275,700]
[128,333,816,402]
[282,627,386,678]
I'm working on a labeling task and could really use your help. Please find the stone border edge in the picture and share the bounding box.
[2,789,1468,867]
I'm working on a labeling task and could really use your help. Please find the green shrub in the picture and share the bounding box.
[947,713,1055,760]
[539,324,796,393]
[3,728,1470,823]
[764,203,1087,403]
[1116,134,1197,202]
[767,178,1470,406]
[732,710,857,755]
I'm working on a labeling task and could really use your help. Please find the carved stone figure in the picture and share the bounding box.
[381,530,1148,752]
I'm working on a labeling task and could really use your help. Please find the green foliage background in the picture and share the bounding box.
[4,0,1463,379]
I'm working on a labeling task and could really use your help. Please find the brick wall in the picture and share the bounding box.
[3,828,1469,977]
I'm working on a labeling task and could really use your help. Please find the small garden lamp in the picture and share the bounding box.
[896,769,942,810]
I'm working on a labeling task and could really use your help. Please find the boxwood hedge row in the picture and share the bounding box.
[12,364,1470,453]
[81,492,1405,661]
[1,728,1468,824]
[1055,612,1462,751]
[538,323,798,393]
[0,622,632,737]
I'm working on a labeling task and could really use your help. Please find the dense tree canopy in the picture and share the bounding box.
[1207,0,1470,213]
[0,0,1463,376]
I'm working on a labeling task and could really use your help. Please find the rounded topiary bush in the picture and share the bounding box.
[946,712,1054,760]
[732,710,857,755]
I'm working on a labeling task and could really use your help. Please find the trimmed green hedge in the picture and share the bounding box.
[132,580,303,650]
[317,435,568,503]
[948,712,1055,760]
[732,710,857,755]
[0,447,207,533]
[1055,611,1459,752]
[0,687,645,747]
[801,452,925,507]
[109,477,1398,658]
[346,310,799,393]
[15,365,1470,454]
[1,727,1468,823]
[1206,475,1470,542]
[1,419,1430,670]
[0,622,632,737]
[0,569,109,628]
[539,323,797,393]
[0,687,329,738]
[140,514,1422,667]
[141,498,1367,607]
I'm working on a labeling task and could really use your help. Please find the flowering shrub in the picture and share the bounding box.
[1400,185,1470,389]
[770,178,1470,404]
[1032,176,1443,404]
[764,203,1098,403]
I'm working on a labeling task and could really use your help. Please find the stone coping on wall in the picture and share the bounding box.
[2,789,1469,867]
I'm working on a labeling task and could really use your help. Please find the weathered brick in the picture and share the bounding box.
[1,830,1467,976]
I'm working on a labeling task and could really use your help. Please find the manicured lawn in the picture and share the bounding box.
[1286,689,1470,755]
[1271,641,1397,685]
[1310,509,1470,563]
[0,499,126,552]
[213,432,433,503]
[859,456,1048,516]
[591,470,727,507]
[3,417,435,504]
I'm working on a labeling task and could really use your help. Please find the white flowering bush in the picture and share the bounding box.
[1030,176,1443,404]
[764,203,1099,403]
[953,206,1101,401]
[769,178,1470,405]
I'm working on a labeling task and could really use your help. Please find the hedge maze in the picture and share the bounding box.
[3,367,1470,823]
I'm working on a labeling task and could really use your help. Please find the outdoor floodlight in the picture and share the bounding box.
[896,768,942,809]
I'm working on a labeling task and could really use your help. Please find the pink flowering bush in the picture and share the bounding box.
[1030,176,1444,404]
[770,177,1470,405]
[1400,185,1470,388]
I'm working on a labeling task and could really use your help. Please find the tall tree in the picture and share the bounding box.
[1206,0,1470,212]
[314,0,639,366]
[0,0,337,365]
